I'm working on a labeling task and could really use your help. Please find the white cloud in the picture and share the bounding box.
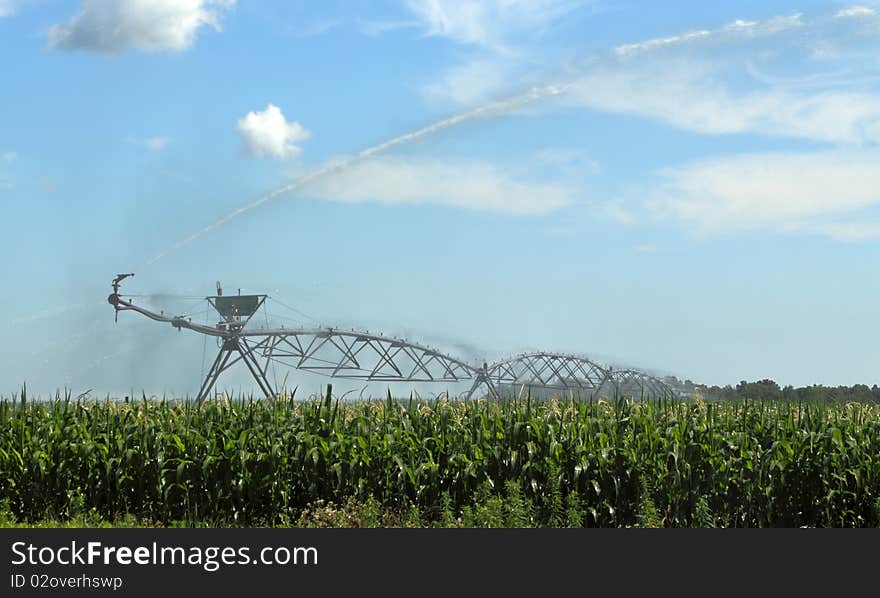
[422,59,511,105]
[143,136,171,151]
[413,8,880,138]
[404,0,583,50]
[410,1,586,104]
[2,151,16,162]
[126,136,172,151]
[301,156,575,215]
[835,6,877,19]
[292,18,342,39]
[533,147,600,176]
[0,1,14,18]
[558,9,880,146]
[795,220,880,241]
[357,18,421,37]
[237,104,310,160]
[566,60,880,144]
[48,0,234,54]
[604,200,636,225]
[651,151,880,239]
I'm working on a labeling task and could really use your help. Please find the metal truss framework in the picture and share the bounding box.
[109,275,680,401]
[466,353,676,400]
[242,330,475,384]
[599,368,674,399]
[467,352,608,399]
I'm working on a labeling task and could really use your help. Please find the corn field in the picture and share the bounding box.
[2,386,880,527]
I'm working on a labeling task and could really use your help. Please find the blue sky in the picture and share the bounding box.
[2,0,880,397]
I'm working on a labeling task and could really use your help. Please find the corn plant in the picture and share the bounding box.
[1,386,879,527]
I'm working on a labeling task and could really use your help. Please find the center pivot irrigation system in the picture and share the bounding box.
[108,274,682,401]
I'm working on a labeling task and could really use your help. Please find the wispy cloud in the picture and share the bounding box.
[650,151,880,239]
[48,0,235,55]
[0,0,14,18]
[357,18,421,37]
[237,104,310,160]
[421,58,513,106]
[604,199,636,225]
[533,147,600,176]
[404,0,586,51]
[795,220,880,241]
[835,6,877,19]
[409,0,590,105]
[128,136,172,151]
[144,136,172,151]
[555,6,880,146]
[566,60,880,144]
[292,18,342,39]
[301,155,575,216]
[561,8,880,242]
[2,151,16,162]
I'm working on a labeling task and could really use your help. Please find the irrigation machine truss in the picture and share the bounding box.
[108,274,682,401]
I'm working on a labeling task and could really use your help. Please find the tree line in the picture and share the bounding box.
[692,379,880,403]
